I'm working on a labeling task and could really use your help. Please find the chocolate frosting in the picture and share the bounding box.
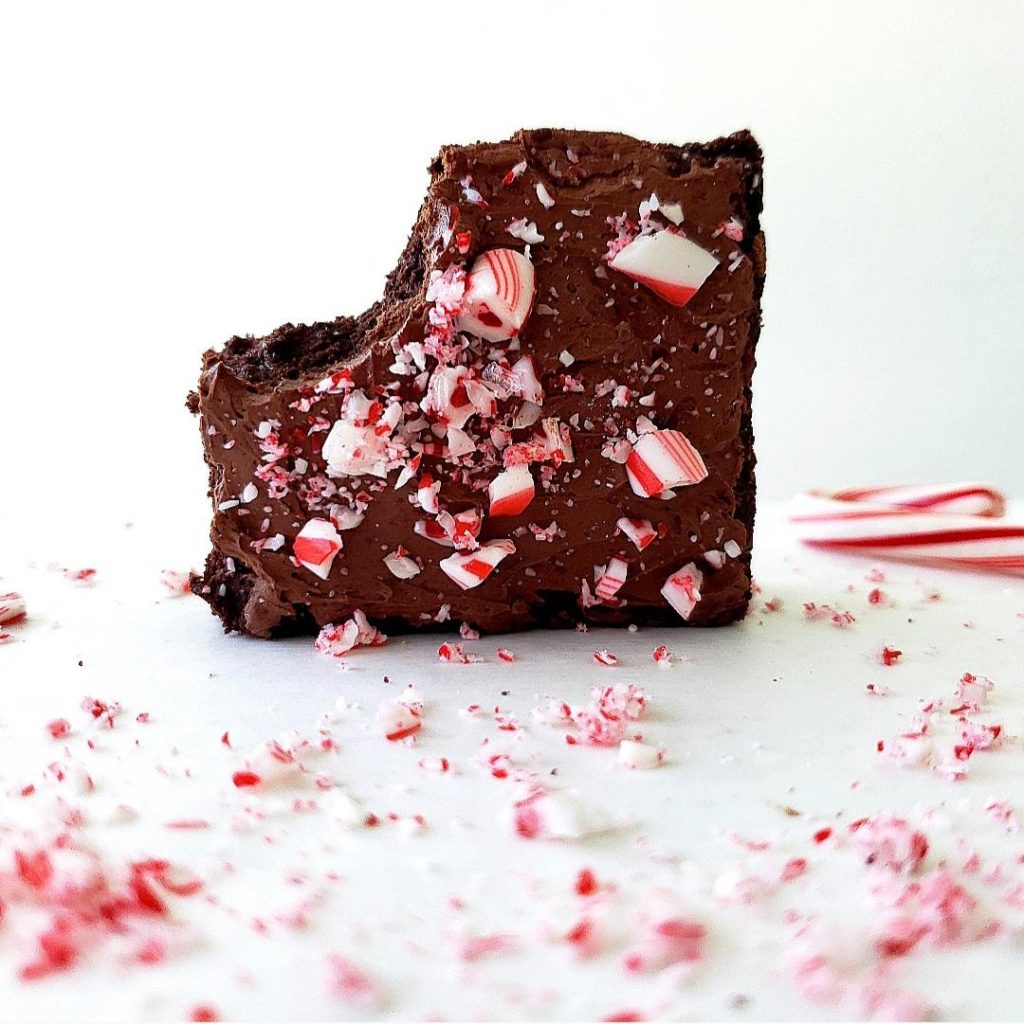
[189,129,765,637]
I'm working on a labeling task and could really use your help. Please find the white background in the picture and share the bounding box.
[2,0,1023,547]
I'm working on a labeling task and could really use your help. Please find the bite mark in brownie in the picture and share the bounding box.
[188,128,765,637]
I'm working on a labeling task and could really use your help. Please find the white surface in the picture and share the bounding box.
[1,504,1023,1021]
[1,0,1023,538]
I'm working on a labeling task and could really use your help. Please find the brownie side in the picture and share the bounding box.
[189,128,764,637]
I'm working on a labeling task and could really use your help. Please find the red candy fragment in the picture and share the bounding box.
[457,248,536,342]
[608,229,718,307]
[626,429,708,498]
[415,507,483,550]
[616,517,657,551]
[880,646,903,667]
[660,563,703,620]
[595,558,629,603]
[0,591,27,626]
[439,540,516,590]
[315,611,387,658]
[46,719,71,740]
[377,699,422,743]
[293,518,343,580]
[488,464,535,518]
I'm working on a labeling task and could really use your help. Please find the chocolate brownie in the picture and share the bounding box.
[188,128,765,638]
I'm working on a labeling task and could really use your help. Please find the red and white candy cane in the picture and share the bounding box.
[791,484,1024,575]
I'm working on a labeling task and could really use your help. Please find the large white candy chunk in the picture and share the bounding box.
[488,464,535,518]
[626,429,708,498]
[322,420,389,478]
[439,539,516,590]
[661,562,703,620]
[293,518,343,579]
[457,249,536,342]
[609,230,718,307]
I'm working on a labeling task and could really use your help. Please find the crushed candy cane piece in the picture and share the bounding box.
[383,548,420,579]
[623,917,704,973]
[457,248,536,342]
[0,592,27,625]
[593,649,619,667]
[616,517,657,551]
[661,563,703,620]
[535,182,555,208]
[293,518,343,580]
[376,699,422,743]
[158,571,191,596]
[47,718,71,740]
[437,642,483,664]
[851,814,929,874]
[879,645,903,666]
[626,429,708,497]
[327,954,380,1006]
[618,739,664,770]
[510,789,591,840]
[608,229,718,307]
[415,508,483,550]
[595,558,628,603]
[488,464,535,517]
[439,540,515,590]
[315,610,387,658]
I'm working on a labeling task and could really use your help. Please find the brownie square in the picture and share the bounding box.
[188,128,764,637]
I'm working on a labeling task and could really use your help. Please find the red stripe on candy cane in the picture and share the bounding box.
[790,484,1024,577]
[828,484,1005,517]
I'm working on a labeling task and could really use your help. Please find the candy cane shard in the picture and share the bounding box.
[595,557,629,603]
[489,464,535,518]
[0,592,27,626]
[293,518,343,579]
[626,429,708,498]
[315,610,387,657]
[616,517,657,551]
[457,248,536,342]
[661,563,703,620]
[440,539,516,590]
[608,230,718,308]
[790,485,1024,575]
[383,549,421,579]
[322,420,391,479]
[414,508,483,549]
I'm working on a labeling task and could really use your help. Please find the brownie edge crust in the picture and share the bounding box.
[189,128,764,638]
